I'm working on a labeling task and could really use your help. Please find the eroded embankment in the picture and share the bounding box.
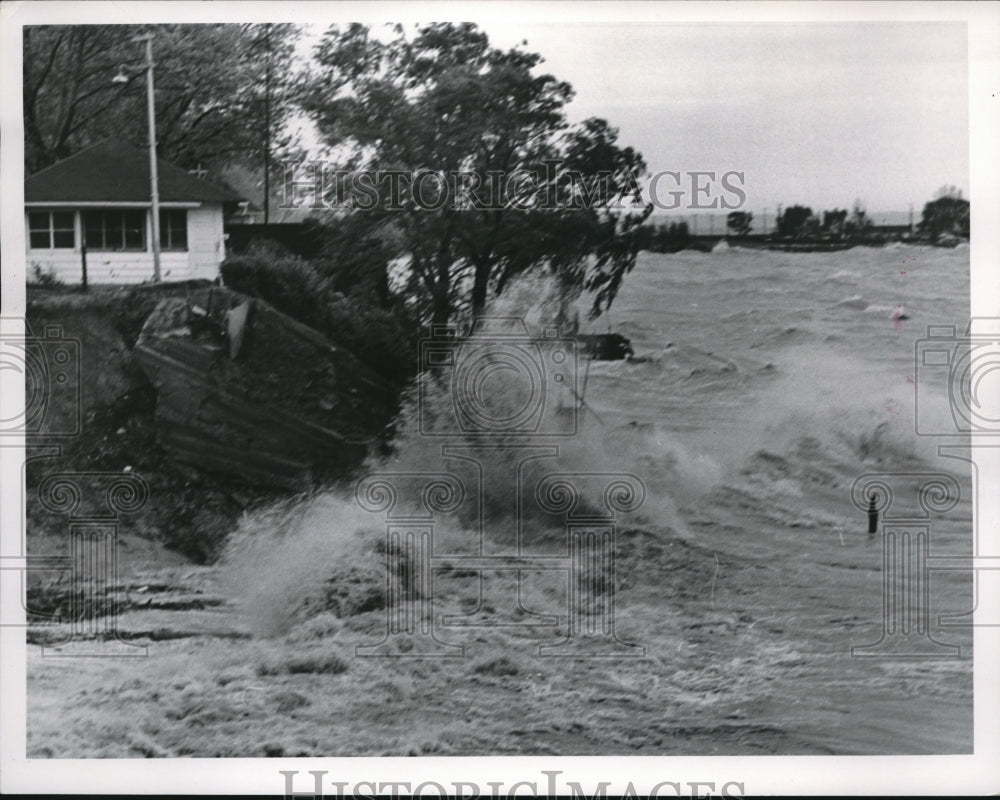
[24,284,400,564]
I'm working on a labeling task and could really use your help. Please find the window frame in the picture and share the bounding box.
[28,210,76,251]
[82,209,147,252]
[159,209,188,252]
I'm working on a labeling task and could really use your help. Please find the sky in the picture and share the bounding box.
[4,3,975,220]
[299,19,970,216]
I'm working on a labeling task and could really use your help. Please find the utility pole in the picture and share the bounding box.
[138,34,161,283]
[263,23,272,224]
[112,34,161,281]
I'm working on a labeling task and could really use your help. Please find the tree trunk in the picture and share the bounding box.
[431,291,450,327]
[471,261,490,319]
[431,230,454,326]
[376,261,390,308]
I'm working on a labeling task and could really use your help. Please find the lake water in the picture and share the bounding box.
[29,243,975,757]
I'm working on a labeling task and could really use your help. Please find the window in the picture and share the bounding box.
[28,211,75,250]
[83,210,146,251]
[160,210,188,251]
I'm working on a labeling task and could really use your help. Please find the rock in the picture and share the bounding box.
[574,332,634,361]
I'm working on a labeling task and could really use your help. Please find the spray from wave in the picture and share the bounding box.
[219,262,957,636]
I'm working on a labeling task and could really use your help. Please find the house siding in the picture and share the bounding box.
[188,205,225,280]
[28,250,192,284]
[26,205,227,284]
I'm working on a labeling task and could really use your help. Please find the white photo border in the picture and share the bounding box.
[2,0,998,795]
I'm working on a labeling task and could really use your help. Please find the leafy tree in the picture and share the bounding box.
[919,186,970,239]
[23,23,303,175]
[635,221,692,253]
[844,200,872,236]
[775,205,813,238]
[933,184,965,201]
[301,22,652,326]
[310,214,397,307]
[821,209,848,237]
[644,221,691,252]
[726,211,753,237]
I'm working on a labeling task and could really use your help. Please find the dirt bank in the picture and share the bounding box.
[25,284,400,564]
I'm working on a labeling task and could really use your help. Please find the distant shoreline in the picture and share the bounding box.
[648,233,966,254]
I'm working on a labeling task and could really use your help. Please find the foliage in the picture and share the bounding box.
[933,184,965,201]
[640,220,692,253]
[301,22,652,326]
[28,262,64,288]
[775,205,814,238]
[221,241,329,330]
[821,209,848,237]
[919,186,970,240]
[843,201,873,236]
[220,241,418,383]
[322,294,418,385]
[309,215,395,307]
[726,211,753,237]
[23,23,303,174]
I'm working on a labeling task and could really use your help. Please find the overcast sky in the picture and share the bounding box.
[302,20,969,215]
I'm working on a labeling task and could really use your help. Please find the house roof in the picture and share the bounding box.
[25,139,244,205]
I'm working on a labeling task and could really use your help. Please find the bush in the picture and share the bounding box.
[323,295,418,384]
[221,242,330,331]
[221,241,419,385]
[643,221,692,253]
[29,263,65,288]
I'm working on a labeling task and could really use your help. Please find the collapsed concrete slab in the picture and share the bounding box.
[134,286,394,490]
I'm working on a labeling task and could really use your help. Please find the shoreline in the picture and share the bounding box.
[647,235,966,255]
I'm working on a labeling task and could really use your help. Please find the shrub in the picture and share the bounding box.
[221,241,419,385]
[29,262,64,288]
[323,295,418,384]
[221,242,330,331]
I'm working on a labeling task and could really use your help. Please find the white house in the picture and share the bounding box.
[25,138,244,284]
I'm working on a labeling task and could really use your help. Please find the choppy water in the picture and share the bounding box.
[219,243,975,755]
[29,244,975,757]
[563,245,974,752]
[580,243,968,454]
